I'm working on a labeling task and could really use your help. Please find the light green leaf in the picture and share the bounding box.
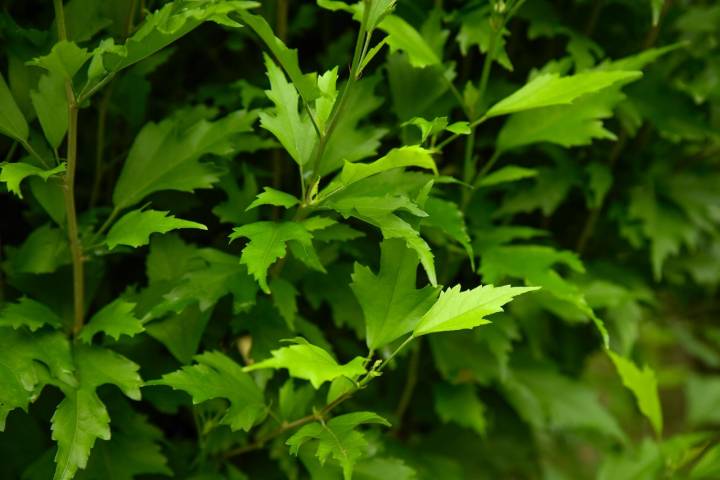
[259,55,316,167]
[29,41,90,80]
[0,297,62,331]
[404,116,448,143]
[30,73,68,149]
[105,209,207,249]
[485,70,642,118]
[413,284,537,336]
[434,383,486,435]
[244,338,366,389]
[0,72,29,142]
[78,299,144,343]
[229,221,314,294]
[496,88,628,152]
[247,186,300,210]
[113,109,256,210]
[476,165,538,187]
[52,346,142,480]
[608,351,662,435]
[287,411,390,480]
[148,351,266,431]
[0,161,65,199]
[322,146,437,200]
[351,239,439,349]
[0,329,75,430]
[379,15,441,68]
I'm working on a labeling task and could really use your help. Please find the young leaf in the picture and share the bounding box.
[105,209,207,250]
[229,221,314,294]
[113,109,256,210]
[434,383,486,435]
[351,239,439,349]
[0,297,62,331]
[287,411,390,480]
[52,346,142,480]
[28,41,90,80]
[0,161,65,199]
[247,186,300,210]
[30,73,68,149]
[485,70,642,118]
[0,329,75,430]
[413,284,538,336]
[608,351,662,435]
[457,6,513,71]
[78,299,144,343]
[148,351,266,431]
[259,55,316,167]
[0,72,28,142]
[379,15,441,68]
[244,338,366,389]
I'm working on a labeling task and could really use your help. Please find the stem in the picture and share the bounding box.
[54,0,85,336]
[90,87,112,208]
[393,340,421,429]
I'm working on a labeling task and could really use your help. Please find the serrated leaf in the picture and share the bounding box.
[434,383,486,435]
[379,15,440,68]
[0,71,29,142]
[259,55,316,167]
[78,299,144,343]
[52,346,142,480]
[423,197,474,266]
[0,161,65,199]
[496,88,628,152]
[247,186,300,210]
[113,109,256,210]
[351,239,439,349]
[29,41,90,80]
[608,351,662,435]
[105,209,206,249]
[0,297,62,331]
[149,351,266,431]
[485,70,641,118]
[413,284,537,336]
[457,6,513,71]
[244,338,366,389]
[287,411,390,480]
[229,221,314,294]
[0,329,75,430]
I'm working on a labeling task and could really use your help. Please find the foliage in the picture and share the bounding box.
[1,0,719,478]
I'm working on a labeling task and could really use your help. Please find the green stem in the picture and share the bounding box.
[393,340,421,429]
[54,0,85,337]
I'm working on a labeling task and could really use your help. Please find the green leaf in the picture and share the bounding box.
[229,221,314,294]
[651,0,665,25]
[78,299,144,343]
[422,197,474,266]
[247,186,300,210]
[270,277,299,329]
[379,15,441,68]
[28,41,90,80]
[83,1,257,98]
[434,383,486,435]
[351,239,439,349]
[259,55,316,167]
[0,297,62,331]
[413,284,537,336]
[105,209,207,249]
[0,71,29,142]
[113,109,256,210]
[485,70,642,118]
[476,165,537,187]
[145,306,212,365]
[326,146,437,196]
[496,88,628,152]
[9,224,70,274]
[608,351,663,435]
[236,10,320,104]
[52,346,142,480]
[287,411,390,480]
[0,329,75,430]
[244,338,366,389]
[686,376,720,427]
[30,73,68,149]
[457,6,513,71]
[0,161,65,199]
[148,351,266,431]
